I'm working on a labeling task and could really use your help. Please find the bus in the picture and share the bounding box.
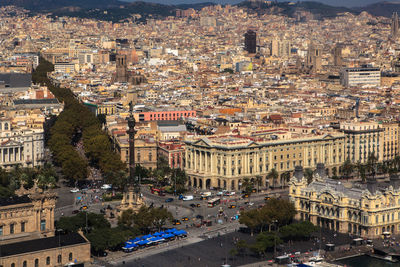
[151,187,165,196]
[207,198,221,207]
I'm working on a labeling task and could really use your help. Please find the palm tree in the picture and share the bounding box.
[366,153,378,178]
[341,159,354,180]
[355,161,365,182]
[267,169,278,189]
[304,168,314,184]
[392,156,400,171]
[255,175,262,193]
[280,171,291,188]
[241,177,253,194]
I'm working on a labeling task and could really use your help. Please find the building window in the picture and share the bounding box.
[10,223,14,234]
[149,153,152,161]
[58,255,62,263]
[21,222,25,232]
[40,220,46,231]
[46,256,50,265]
[69,253,73,261]
[23,261,27,267]
[0,226,2,236]
[11,264,15,267]
[35,259,39,267]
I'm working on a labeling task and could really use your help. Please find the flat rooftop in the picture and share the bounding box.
[0,195,31,207]
[0,232,88,257]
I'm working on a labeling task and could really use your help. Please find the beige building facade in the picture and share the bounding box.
[184,132,346,190]
[0,186,91,267]
[289,164,400,239]
[340,121,399,164]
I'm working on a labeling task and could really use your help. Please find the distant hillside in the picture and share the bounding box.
[0,0,216,22]
[4,0,399,22]
[0,0,124,11]
[176,2,216,10]
[357,1,400,17]
[238,1,357,19]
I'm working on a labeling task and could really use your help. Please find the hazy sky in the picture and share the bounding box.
[122,0,400,8]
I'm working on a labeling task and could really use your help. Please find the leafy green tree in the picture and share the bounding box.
[279,221,318,242]
[236,239,248,256]
[150,207,173,231]
[239,208,261,236]
[250,232,281,257]
[118,209,135,228]
[262,198,296,227]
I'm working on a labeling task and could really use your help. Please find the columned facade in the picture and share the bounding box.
[185,133,345,190]
[290,166,400,239]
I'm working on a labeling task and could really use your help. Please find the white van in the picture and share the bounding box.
[201,192,212,197]
[183,195,194,201]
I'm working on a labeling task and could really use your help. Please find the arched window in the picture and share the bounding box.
[58,254,62,263]
[69,253,73,261]
[46,256,50,265]
[35,259,39,267]
[11,264,15,267]
[23,261,27,267]
[4,123,8,130]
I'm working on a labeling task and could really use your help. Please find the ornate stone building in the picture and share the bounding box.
[184,132,346,190]
[0,185,91,267]
[0,118,45,169]
[289,164,400,238]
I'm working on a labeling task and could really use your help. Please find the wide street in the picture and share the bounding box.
[53,180,288,267]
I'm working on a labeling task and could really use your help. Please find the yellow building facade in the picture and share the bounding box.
[340,121,399,163]
[184,131,346,190]
[0,185,91,266]
[289,164,400,238]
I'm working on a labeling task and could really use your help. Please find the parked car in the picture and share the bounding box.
[70,188,79,193]
[172,219,181,225]
[165,198,174,203]
[72,210,79,214]
[101,184,112,190]
[190,203,201,208]
[181,217,189,221]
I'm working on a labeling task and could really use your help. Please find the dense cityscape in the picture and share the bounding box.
[2,0,400,266]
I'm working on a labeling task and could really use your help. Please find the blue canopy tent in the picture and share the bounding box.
[137,240,150,246]
[162,233,175,240]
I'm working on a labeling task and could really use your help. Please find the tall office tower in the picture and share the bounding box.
[271,38,279,57]
[333,44,342,67]
[244,30,257,54]
[115,54,128,82]
[271,38,291,58]
[392,12,399,39]
[280,39,291,58]
[306,43,322,73]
